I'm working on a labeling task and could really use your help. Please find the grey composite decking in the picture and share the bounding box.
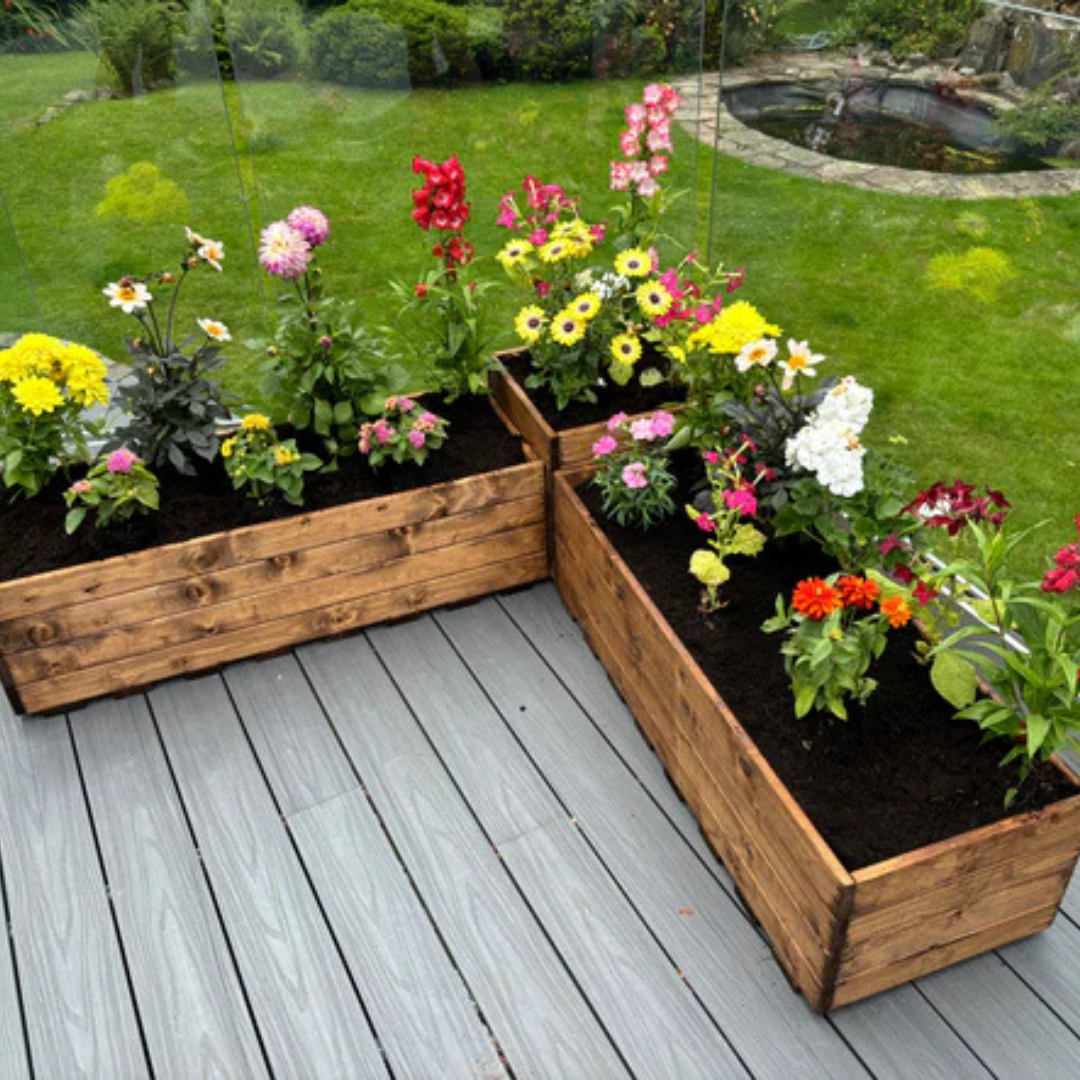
[1,582,1080,1078]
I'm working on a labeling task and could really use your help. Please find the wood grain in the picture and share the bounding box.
[489,358,555,466]
[0,772,31,1080]
[73,695,268,1077]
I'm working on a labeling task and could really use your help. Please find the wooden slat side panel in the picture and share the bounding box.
[2,495,545,655]
[20,552,548,715]
[831,904,1061,1010]
[489,364,555,466]
[0,462,542,621]
[10,523,547,685]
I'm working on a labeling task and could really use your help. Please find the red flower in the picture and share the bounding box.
[912,580,939,606]
[1043,566,1080,594]
[892,564,915,585]
[414,283,427,298]
[837,575,881,611]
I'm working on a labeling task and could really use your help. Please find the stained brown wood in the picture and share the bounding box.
[551,471,1080,1013]
[1,461,546,715]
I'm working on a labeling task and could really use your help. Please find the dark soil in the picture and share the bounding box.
[580,469,1079,871]
[504,350,686,431]
[0,395,525,583]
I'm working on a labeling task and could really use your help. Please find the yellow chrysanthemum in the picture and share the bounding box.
[220,437,236,459]
[610,333,642,365]
[514,305,546,344]
[551,313,587,347]
[241,413,271,431]
[61,344,109,408]
[0,333,64,382]
[569,292,602,321]
[12,376,64,416]
[636,281,673,319]
[615,248,651,278]
[687,301,782,356]
[496,239,533,271]
[274,445,299,466]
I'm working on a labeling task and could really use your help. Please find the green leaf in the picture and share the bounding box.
[1026,713,1051,757]
[930,652,978,710]
[333,400,353,425]
[64,507,87,535]
[313,398,333,436]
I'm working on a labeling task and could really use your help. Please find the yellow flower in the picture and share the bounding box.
[615,248,651,278]
[61,344,109,408]
[0,333,64,382]
[12,376,64,416]
[636,281,673,319]
[274,445,299,467]
[220,436,236,459]
[241,413,271,431]
[496,239,533,271]
[514,305,546,344]
[550,313,587,347]
[539,240,571,264]
[610,333,642,365]
[569,292,602,321]
[690,549,730,588]
[667,345,687,365]
[688,301,781,356]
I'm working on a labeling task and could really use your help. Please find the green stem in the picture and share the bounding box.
[163,266,189,354]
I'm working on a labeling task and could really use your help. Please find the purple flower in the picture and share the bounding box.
[107,448,138,474]
[258,221,312,279]
[287,206,330,248]
[622,462,648,490]
[408,430,426,450]
[592,435,618,458]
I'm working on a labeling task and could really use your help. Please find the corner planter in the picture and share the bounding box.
[552,470,1080,1012]
[490,348,683,472]
[0,461,547,716]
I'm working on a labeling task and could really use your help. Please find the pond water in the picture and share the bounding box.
[723,80,1051,174]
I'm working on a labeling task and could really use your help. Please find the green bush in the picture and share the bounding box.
[223,0,306,79]
[308,8,409,88]
[347,0,473,85]
[835,0,981,58]
[76,0,183,92]
[504,0,595,82]
[466,4,512,81]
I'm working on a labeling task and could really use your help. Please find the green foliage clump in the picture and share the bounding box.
[94,162,189,225]
[76,0,183,92]
[835,0,981,58]
[223,0,306,79]
[307,7,409,88]
[925,246,1017,305]
[996,64,1080,152]
[465,4,511,81]
[504,0,595,82]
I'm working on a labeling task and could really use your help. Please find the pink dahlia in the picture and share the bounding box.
[259,221,312,280]
[287,206,330,247]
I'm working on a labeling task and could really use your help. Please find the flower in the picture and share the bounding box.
[496,239,534,271]
[592,435,618,458]
[694,512,715,532]
[610,334,642,366]
[650,410,676,438]
[817,377,874,433]
[913,580,940,606]
[880,595,912,628]
[722,488,758,517]
[792,578,842,621]
[408,429,426,450]
[274,445,299,467]
[258,220,312,279]
[196,238,225,271]
[735,337,778,373]
[615,248,651,278]
[12,376,63,415]
[786,416,867,497]
[241,413,271,431]
[551,313,587,347]
[607,412,629,432]
[107,447,139,474]
[570,293,601,321]
[837,575,881,611]
[636,281,673,319]
[415,411,440,432]
[687,301,780,356]
[690,549,729,587]
[622,462,649,489]
[286,206,330,248]
[630,417,658,442]
[197,318,231,342]
[104,280,152,314]
[780,339,824,390]
[539,240,571,263]
[373,419,396,444]
[397,396,416,413]
[68,478,93,496]
[220,437,236,459]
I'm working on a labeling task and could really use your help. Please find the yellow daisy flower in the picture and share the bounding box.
[241,413,271,431]
[539,240,571,264]
[615,248,651,278]
[496,239,534,271]
[636,281,674,319]
[570,293,602,321]
[551,313,587,347]
[610,333,642,366]
[514,305,546,344]
[12,376,64,416]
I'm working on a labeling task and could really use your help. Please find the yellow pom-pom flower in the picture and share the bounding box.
[636,281,674,319]
[550,313,587,347]
[241,413,271,431]
[12,376,64,416]
[615,248,651,278]
[610,333,643,366]
[687,301,781,356]
[61,344,109,408]
[514,305,546,344]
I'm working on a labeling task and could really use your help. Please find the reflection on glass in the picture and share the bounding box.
[0,179,40,338]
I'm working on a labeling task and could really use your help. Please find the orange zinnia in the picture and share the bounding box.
[880,595,912,628]
[837,575,881,611]
[791,577,842,620]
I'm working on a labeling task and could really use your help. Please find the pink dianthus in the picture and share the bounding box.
[606,411,629,433]
[622,462,648,490]
[592,435,618,458]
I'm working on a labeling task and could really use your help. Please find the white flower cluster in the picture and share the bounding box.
[785,376,874,498]
[574,270,630,301]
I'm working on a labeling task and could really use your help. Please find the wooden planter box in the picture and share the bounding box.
[490,348,682,472]
[0,461,547,716]
[552,470,1080,1012]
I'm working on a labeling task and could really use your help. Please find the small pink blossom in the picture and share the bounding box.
[648,155,669,177]
[703,450,720,465]
[408,430,426,450]
[529,228,548,246]
[286,206,329,248]
[630,417,657,442]
[397,396,416,413]
[643,83,664,107]
[258,220,312,280]
[622,462,648,490]
[695,512,714,532]
[637,176,659,198]
[416,411,439,432]
[607,411,629,432]
[373,420,396,445]
[722,488,758,517]
[650,410,676,438]
[69,478,92,496]
[646,125,672,154]
[625,102,647,130]
[107,448,138,474]
[620,130,641,157]
[592,435,618,458]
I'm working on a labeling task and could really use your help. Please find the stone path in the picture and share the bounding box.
[676,52,1080,199]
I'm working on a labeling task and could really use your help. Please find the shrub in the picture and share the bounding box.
[76,0,183,93]
[307,7,409,88]
[466,3,511,81]
[504,0,595,82]
[94,162,189,225]
[222,0,306,79]
[835,0,981,58]
[347,0,473,85]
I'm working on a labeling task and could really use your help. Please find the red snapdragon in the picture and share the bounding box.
[411,155,474,271]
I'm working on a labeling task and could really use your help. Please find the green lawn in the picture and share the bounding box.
[2,50,1079,573]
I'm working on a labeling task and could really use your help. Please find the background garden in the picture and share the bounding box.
[2,0,1080,571]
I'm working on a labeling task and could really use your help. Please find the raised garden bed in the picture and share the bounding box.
[490,347,685,472]
[552,468,1080,1012]
[0,399,546,716]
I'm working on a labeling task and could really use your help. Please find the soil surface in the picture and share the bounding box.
[0,395,525,583]
[504,351,686,431]
[580,467,1078,870]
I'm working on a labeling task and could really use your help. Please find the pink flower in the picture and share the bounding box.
[359,427,371,454]
[107,447,138,474]
[416,411,439,432]
[646,124,672,154]
[879,534,904,556]
[590,224,606,243]
[620,130,641,158]
[408,430,426,450]
[610,162,632,191]
[722,488,757,517]
[397,396,416,413]
[695,512,714,532]
[643,83,664,107]
[913,580,940,606]
[69,478,92,496]
[497,193,519,229]
[702,450,720,465]
[606,411,629,432]
[647,105,668,127]
[637,176,659,198]
[373,420,396,444]
[648,155,669,176]
[630,417,657,442]
[592,435,618,458]
[286,206,329,248]
[529,228,548,246]
[625,103,647,131]
[535,280,551,299]
[622,462,648,489]
[650,410,676,438]
[259,220,312,279]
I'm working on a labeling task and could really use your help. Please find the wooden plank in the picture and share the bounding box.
[297,635,628,1077]
[288,790,508,1079]
[0,461,542,621]
[19,551,547,715]
[438,597,869,1079]
[72,695,268,1077]
[490,361,555,466]
[1000,915,1080,1035]
[0,713,147,1077]
[2,495,545,656]
[0,761,31,1080]
[10,524,546,685]
[149,676,389,1078]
